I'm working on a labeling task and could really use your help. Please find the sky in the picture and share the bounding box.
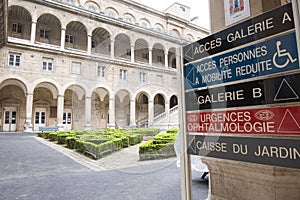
[136,0,210,30]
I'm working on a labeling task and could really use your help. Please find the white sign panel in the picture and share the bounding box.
[224,0,250,26]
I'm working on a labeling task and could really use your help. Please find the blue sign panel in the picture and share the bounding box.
[184,32,299,90]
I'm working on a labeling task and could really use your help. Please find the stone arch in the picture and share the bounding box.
[115,89,131,127]
[36,13,62,46]
[7,6,32,40]
[114,33,131,60]
[65,21,88,51]
[152,43,165,67]
[134,38,149,63]
[84,1,101,12]
[105,7,119,19]
[91,27,111,55]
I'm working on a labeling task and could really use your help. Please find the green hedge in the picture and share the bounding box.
[139,128,178,154]
[38,128,157,160]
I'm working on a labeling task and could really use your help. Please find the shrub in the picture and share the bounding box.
[48,132,59,141]
[66,136,78,149]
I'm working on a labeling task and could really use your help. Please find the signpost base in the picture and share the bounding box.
[202,157,300,200]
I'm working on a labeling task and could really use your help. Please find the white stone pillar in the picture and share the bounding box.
[148,100,154,127]
[131,45,135,63]
[108,98,115,128]
[30,21,37,44]
[149,48,152,66]
[165,101,170,120]
[60,28,66,50]
[110,39,115,59]
[56,95,64,130]
[85,96,92,130]
[87,34,92,54]
[129,99,136,126]
[164,50,168,68]
[24,93,33,132]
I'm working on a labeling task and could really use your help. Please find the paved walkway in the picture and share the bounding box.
[34,136,177,172]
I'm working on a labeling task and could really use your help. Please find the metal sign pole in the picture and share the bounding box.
[177,47,192,200]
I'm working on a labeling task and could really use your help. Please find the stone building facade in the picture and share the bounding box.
[0,0,208,132]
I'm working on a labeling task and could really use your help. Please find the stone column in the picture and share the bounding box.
[149,48,152,66]
[56,95,64,130]
[129,99,136,126]
[30,21,36,44]
[164,50,168,68]
[110,39,115,59]
[85,96,92,130]
[148,100,154,127]
[60,28,66,50]
[24,93,33,132]
[131,45,135,63]
[108,98,115,128]
[165,101,169,121]
[87,34,92,54]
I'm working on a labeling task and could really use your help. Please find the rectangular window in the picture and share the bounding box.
[120,69,127,80]
[126,49,131,56]
[92,41,96,48]
[65,34,74,43]
[8,53,21,67]
[157,56,162,62]
[142,53,148,59]
[42,58,53,71]
[140,72,146,83]
[40,29,49,38]
[12,23,22,33]
[97,66,106,78]
[72,62,81,75]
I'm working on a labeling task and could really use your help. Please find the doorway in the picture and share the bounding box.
[3,107,17,132]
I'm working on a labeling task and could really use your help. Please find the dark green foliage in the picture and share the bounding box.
[139,128,178,154]
[40,128,160,160]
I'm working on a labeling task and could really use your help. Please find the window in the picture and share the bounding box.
[126,49,131,56]
[141,22,148,28]
[97,66,106,78]
[140,72,146,83]
[12,23,22,33]
[8,53,21,67]
[92,41,96,48]
[142,53,148,59]
[71,62,81,75]
[125,18,132,23]
[42,58,53,71]
[157,56,162,62]
[180,6,186,12]
[65,34,74,43]
[88,6,96,12]
[67,0,74,5]
[120,69,127,80]
[40,29,49,38]
[108,12,115,18]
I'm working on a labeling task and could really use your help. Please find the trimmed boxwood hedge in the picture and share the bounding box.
[139,128,178,155]
[38,128,159,160]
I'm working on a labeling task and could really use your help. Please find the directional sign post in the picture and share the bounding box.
[185,72,300,110]
[187,135,300,169]
[184,32,299,89]
[183,3,295,64]
[186,105,300,135]
[180,2,300,200]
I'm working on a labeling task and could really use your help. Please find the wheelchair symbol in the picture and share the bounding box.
[273,41,297,69]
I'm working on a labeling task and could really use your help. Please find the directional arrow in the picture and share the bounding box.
[184,44,194,60]
[188,136,197,154]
